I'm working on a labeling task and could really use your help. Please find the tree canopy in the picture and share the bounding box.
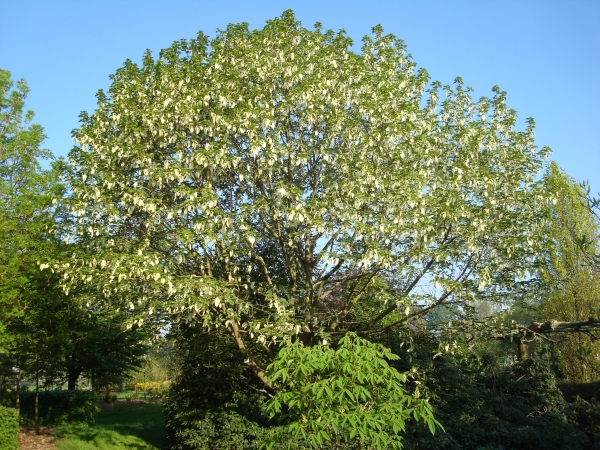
[540,164,600,380]
[54,11,552,389]
[0,68,58,351]
[0,70,150,418]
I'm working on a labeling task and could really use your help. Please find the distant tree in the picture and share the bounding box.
[0,71,146,418]
[0,68,64,415]
[134,338,178,384]
[0,68,59,350]
[540,163,600,380]
[64,309,149,391]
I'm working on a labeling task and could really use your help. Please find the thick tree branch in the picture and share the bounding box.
[519,317,600,337]
[360,258,435,331]
[228,320,273,390]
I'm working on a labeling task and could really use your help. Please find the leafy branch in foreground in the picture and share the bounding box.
[265,333,441,449]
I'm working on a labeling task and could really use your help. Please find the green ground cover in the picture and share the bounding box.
[55,401,165,449]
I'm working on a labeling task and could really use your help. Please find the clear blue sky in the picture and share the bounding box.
[1,0,598,195]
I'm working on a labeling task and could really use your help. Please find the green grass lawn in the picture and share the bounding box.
[55,401,166,449]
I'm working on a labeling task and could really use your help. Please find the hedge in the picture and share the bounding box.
[0,405,18,450]
[19,390,99,427]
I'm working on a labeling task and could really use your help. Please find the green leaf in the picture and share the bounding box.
[428,418,436,435]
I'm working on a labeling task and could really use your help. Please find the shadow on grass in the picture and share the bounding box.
[56,402,165,450]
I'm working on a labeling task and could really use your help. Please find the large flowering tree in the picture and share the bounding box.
[54,12,550,390]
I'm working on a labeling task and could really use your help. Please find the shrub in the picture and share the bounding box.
[164,328,272,449]
[570,396,600,445]
[558,380,600,403]
[126,381,172,399]
[0,405,18,450]
[19,390,99,427]
[401,355,593,450]
[265,333,441,449]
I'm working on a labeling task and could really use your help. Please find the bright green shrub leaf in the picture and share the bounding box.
[265,333,438,448]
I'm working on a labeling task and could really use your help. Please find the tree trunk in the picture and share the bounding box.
[16,366,22,417]
[494,316,598,360]
[35,355,39,426]
[518,342,529,361]
[67,367,81,390]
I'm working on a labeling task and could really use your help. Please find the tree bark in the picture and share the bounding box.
[35,355,39,426]
[16,366,22,417]
[228,320,273,390]
[517,341,529,361]
[519,317,600,336]
[67,367,82,390]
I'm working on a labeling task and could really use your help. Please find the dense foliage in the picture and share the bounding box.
[0,69,151,426]
[0,405,18,450]
[18,390,99,426]
[57,309,149,390]
[0,69,60,352]
[164,327,270,449]
[265,333,440,449]
[164,327,600,449]
[400,350,599,449]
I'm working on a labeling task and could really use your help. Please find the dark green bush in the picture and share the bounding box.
[164,327,273,449]
[165,325,600,450]
[401,354,595,450]
[19,390,99,427]
[570,397,600,447]
[558,380,600,403]
[0,405,18,450]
